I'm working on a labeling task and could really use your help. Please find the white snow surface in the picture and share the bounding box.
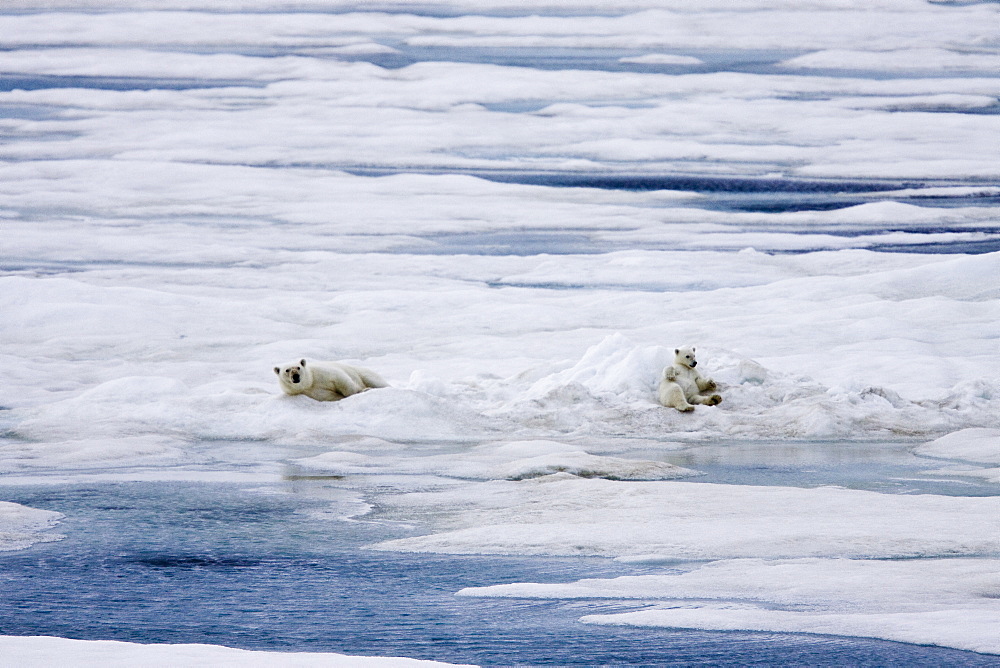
[2,0,1000,661]
[0,636,466,668]
[917,428,1000,464]
[0,502,64,552]
[916,428,1000,484]
[374,475,1000,560]
[462,558,1000,655]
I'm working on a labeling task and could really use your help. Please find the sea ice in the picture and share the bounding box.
[372,475,1000,559]
[378,475,1000,654]
[1,0,999,661]
[294,438,695,481]
[0,501,64,552]
[0,635,467,668]
[917,428,1000,464]
[917,428,1000,484]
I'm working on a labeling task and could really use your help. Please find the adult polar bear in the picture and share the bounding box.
[658,346,722,412]
[274,359,388,401]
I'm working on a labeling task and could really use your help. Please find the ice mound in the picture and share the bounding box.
[11,332,998,454]
[479,334,1000,441]
[916,427,1000,484]
[11,378,498,448]
[917,428,1000,464]
[4,321,998,465]
[523,333,669,403]
[0,501,64,552]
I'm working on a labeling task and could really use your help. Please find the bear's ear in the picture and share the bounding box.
[300,359,307,366]
[674,349,680,355]
[692,347,696,352]
[273,367,280,375]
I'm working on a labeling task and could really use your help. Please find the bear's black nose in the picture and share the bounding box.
[291,373,301,383]
[690,361,697,367]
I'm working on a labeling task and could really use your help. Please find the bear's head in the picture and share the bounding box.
[274,359,311,386]
[674,346,698,368]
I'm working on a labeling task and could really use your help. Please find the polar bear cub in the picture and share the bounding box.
[274,359,388,402]
[658,346,722,412]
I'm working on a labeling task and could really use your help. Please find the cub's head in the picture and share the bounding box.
[674,346,698,368]
[274,359,309,386]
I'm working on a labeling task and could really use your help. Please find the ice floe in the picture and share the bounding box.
[0,502,64,552]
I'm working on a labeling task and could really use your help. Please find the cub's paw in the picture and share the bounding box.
[707,394,722,406]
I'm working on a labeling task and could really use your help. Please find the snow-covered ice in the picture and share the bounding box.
[463,558,1000,655]
[0,635,466,668]
[0,501,64,552]
[373,474,1000,559]
[294,438,696,482]
[918,428,1000,485]
[2,0,1000,662]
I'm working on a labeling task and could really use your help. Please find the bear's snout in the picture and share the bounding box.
[690,360,697,367]
[291,373,301,384]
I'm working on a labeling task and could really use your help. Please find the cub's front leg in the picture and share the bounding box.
[695,373,717,393]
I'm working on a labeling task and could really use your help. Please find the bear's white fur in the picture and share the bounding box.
[274,359,388,402]
[658,346,722,412]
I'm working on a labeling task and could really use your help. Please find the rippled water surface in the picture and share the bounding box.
[2,474,999,666]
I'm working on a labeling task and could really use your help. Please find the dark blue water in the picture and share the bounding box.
[2,480,999,666]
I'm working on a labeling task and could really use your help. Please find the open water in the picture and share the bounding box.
[2,441,1000,666]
